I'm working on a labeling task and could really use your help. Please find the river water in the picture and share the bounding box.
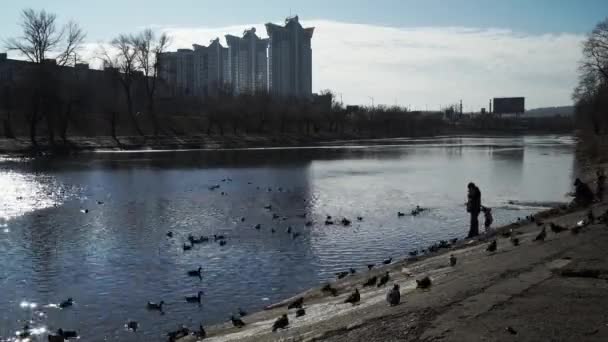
[0,135,576,341]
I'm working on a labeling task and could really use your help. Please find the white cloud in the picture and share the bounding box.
[10,20,585,110]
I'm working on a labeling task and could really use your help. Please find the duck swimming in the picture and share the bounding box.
[186,291,204,303]
[59,297,74,309]
[147,301,164,311]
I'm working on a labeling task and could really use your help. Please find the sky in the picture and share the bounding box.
[1,0,607,109]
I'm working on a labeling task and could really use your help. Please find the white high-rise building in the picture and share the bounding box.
[225,28,268,95]
[266,16,314,98]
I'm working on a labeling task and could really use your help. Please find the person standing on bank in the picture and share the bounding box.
[466,182,482,238]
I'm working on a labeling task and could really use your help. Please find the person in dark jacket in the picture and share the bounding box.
[466,182,482,238]
[597,169,606,201]
[574,178,594,207]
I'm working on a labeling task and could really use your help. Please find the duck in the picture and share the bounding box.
[264,205,272,210]
[273,213,280,219]
[286,226,293,234]
[186,291,204,303]
[397,212,405,217]
[336,271,349,279]
[377,272,390,287]
[324,219,334,225]
[126,320,138,332]
[288,297,304,309]
[214,234,226,241]
[367,264,375,270]
[416,276,432,289]
[47,334,64,342]
[238,308,247,317]
[271,228,276,233]
[219,240,227,246]
[240,217,246,222]
[57,329,78,339]
[357,216,363,221]
[297,213,307,218]
[272,314,289,332]
[386,284,401,306]
[534,227,547,242]
[147,301,164,311]
[383,257,393,265]
[341,218,351,226]
[550,222,567,233]
[59,297,74,309]
[450,254,457,267]
[326,215,332,220]
[17,324,30,339]
[486,240,497,252]
[254,224,261,230]
[187,267,202,278]
[450,238,458,244]
[296,308,306,317]
[321,284,338,296]
[292,232,302,239]
[231,315,246,328]
[183,243,192,251]
[166,231,173,238]
[349,268,357,274]
[363,276,378,287]
[344,289,360,305]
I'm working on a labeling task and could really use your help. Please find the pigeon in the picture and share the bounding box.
[321,284,338,296]
[231,315,245,328]
[296,308,306,317]
[534,227,546,242]
[344,289,360,305]
[126,320,139,332]
[450,254,457,266]
[386,284,401,306]
[272,314,289,332]
[287,297,303,309]
[416,276,432,289]
[550,223,567,233]
[486,240,497,252]
[363,276,378,287]
[377,272,390,287]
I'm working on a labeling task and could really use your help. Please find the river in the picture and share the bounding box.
[0,135,576,341]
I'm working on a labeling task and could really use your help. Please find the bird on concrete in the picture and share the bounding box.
[336,271,349,279]
[505,326,518,335]
[416,276,432,289]
[321,284,338,296]
[126,320,139,332]
[386,284,401,306]
[450,254,457,267]
[287,297,303,309]
[344,289,360,305]
[377,272,390,287]
[534,226,547,242]
[511,237,520,246]
[367,264,375,270]
[59,297,74,309]
[197,324,206,339]
[231,315,246,328]
[550,223,567,233]
[272,314,289,332]
[486,240,497,252]
[363,276,378,287]
[238,308,247,317]
[296,308,306,317]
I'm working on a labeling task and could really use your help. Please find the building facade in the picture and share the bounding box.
[266,16,314,98]
[225,28,268,95]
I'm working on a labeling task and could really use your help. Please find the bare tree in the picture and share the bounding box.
[99,34,144,136]
[5,9,85,66]
[133,29,170,136]
[4,8,86,146]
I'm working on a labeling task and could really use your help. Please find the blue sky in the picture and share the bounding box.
[1,1,606,108]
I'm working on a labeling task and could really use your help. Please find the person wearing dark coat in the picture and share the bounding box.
[597,169,606,201]
[574,178,594,207]
[466,182,482,238]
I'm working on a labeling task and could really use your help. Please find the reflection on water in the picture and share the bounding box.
[0,135,575,341]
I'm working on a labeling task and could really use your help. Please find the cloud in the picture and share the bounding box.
[11,20,585,109]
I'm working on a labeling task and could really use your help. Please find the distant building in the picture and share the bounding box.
[159,39,229,98]
[225,28,269,95]
[266,16,314,98]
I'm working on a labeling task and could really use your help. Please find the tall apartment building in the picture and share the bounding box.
[159,39,228,97]
[225,28,268,95]
[266,16,314,98]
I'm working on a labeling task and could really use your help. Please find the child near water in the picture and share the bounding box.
[482,206,493,232]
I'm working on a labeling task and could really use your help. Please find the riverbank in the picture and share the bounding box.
[176,201,607,342]
[169,151,607,342]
